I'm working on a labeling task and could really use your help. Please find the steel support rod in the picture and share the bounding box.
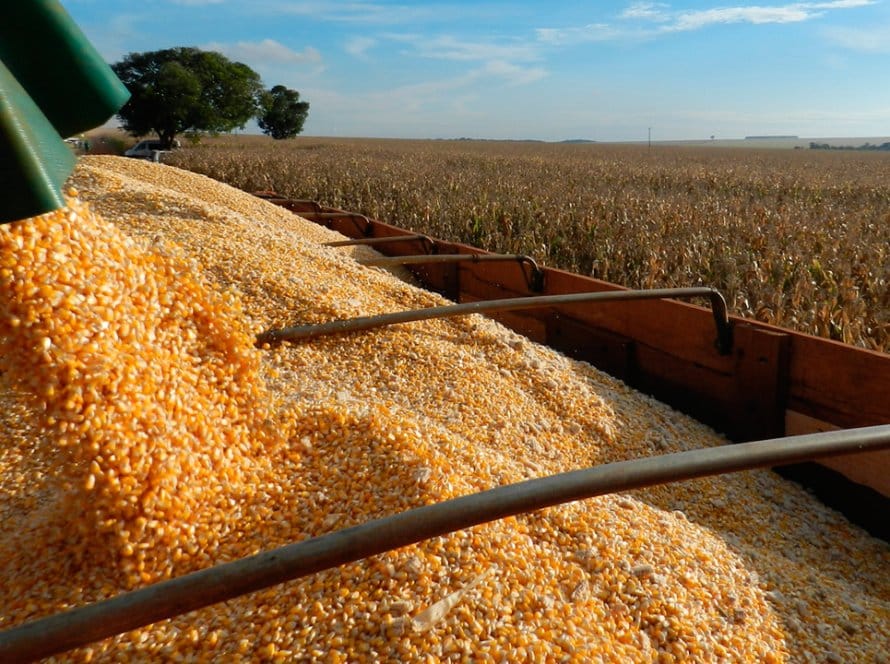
[1,425,888,662]
[354,253,544,291]
[257,287,732,354]
[298,211,371,236]
[356,253,529,267]
[254,194,324,214]
[323,234,436,253]
[299,212,370,221]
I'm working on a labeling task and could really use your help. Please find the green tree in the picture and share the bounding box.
[258,86,310,140]
[112,48,263,149]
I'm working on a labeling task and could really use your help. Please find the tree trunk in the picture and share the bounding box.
[157,129,176,150]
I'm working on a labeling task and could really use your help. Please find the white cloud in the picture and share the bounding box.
[536,23,630,45]
[345,36,377,58]
[381,62,544,106]
[390,34,541,63]
[823,24,890,52]
[537,0,877,44]
[254,2,465,25]
[301,57,546,131]
[480,60,547,86]
[203,39,322,66]
[77,13,149,63]
[669,6,813,31]
[810,0,875,7]
[382,74,481,112]
[667,1,876,31]
[297,73,482,127]
[364,32,547,90]
[620,2,670,21]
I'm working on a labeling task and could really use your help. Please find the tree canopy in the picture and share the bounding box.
[258,86,310,140]
[112,48,264,149]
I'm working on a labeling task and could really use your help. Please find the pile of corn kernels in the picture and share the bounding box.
[0,155,886,662]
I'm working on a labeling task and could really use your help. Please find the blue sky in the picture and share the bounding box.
[64,1,890,141]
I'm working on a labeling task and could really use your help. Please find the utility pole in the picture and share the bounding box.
[648,127,651,150]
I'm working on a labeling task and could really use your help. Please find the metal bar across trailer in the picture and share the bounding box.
[257,287,733,354]
[2,425,888,662]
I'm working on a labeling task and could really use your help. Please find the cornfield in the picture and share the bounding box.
[167,136,890,353]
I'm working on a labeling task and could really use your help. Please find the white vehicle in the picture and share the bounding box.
[124,139,172,161]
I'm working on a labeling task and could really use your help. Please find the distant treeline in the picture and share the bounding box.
[809,141,890,151]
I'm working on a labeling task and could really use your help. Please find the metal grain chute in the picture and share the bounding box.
[0,0,129,223]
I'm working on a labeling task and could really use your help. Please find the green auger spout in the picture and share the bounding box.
[0,0,130,224]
